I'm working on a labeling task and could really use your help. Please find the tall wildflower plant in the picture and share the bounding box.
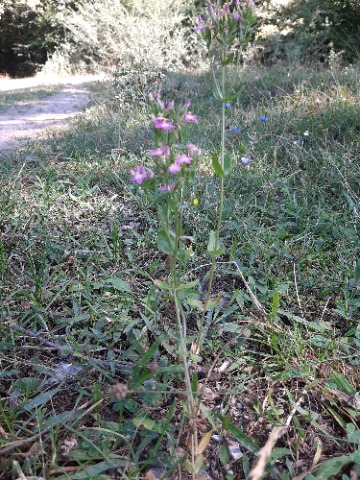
[129,95,205,476]
[194,0,257,346]
[129,2,256,476]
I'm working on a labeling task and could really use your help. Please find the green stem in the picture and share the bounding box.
[220,62,226,170]
[170,196,193,405]
[171,184,196,478]
[196,61,226,348]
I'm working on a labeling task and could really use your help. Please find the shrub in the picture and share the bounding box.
[254,0,360,65]
[45,0,204,74]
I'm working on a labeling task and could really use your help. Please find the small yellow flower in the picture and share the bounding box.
[193,198,199,206]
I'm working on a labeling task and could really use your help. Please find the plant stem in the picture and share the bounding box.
[196,60,227,349]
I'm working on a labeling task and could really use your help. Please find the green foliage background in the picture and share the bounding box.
[268,0,360,63]
[0,0,68,76]
[1,0,360,77]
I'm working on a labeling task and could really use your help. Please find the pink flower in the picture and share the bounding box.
[166,101,174,110]
[223,2,230,13]
[185,99,191,108]
[184,112,198,123]
[175,154,193,165]
[195,15,207,32]
[160,183,176,191]
[130,166,148,185]
[188,143,201,155]
[168,163,181,175]
[247,0,256,12]
[153,118,175,131]
[151,145,170,156]
[195,24,207,32]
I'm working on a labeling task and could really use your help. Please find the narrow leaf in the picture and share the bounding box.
[24,387,61,411]
[211,153,225,177]
[226,422,260,455]
[222,86,244,102]
[330,373,356,394]
[312,453,357,479]
[70,459,128,479]
[107,278,132,293]
[221,52,234,65]
[186,297,204,310]
[153,279,172,290]
[242,452,250,477]
[196,430,214,456]
[207,230,217,254]
[157,230,174,254]
[176,280,199,291]
[194,453,204,473]
[271,291,280,319]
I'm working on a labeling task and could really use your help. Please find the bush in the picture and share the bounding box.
[254,0,360,65]
[45,0,204,75]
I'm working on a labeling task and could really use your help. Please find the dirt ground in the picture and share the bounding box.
[0,74,106,152]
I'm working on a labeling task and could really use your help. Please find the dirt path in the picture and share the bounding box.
[0,74,106,152]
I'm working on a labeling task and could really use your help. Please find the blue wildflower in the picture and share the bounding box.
[241,157,252,165]
[210,96,214,102]
[225,102,231,108]
[248,134,254,141]
[230,126,239,133]
[259,115,268,122]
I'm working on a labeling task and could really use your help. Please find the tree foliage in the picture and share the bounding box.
[0,0,69,77]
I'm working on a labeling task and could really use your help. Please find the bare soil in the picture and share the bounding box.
[0,74,106,152]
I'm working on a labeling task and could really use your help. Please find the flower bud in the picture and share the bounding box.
[233,11,243,23]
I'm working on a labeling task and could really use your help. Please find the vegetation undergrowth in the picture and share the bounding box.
[0,2,359,479]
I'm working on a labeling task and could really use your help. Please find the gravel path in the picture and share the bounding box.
[0,74,104,151]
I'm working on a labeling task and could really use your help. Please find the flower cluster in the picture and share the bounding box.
[195,0,257,56]
[129,96,202,190]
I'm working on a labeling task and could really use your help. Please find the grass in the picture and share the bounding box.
[0,62,359,480]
